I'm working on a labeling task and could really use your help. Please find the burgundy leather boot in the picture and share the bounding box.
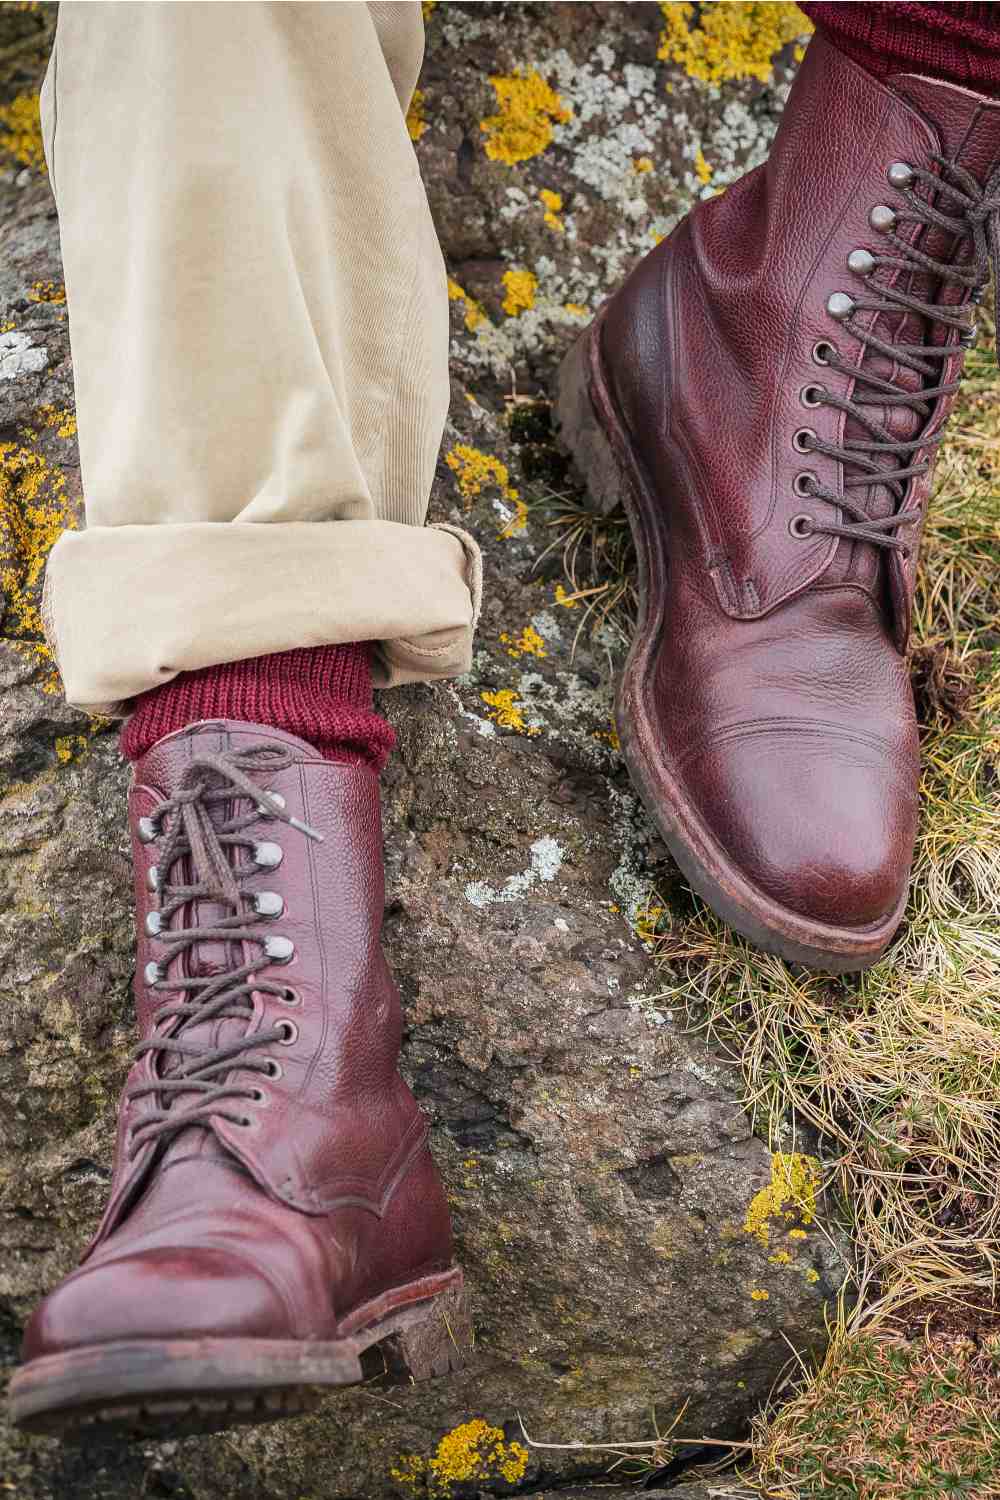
[10,721,469,1437]
[555,34,1000,971]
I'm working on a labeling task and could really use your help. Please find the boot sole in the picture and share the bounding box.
[553,318,903,973]
[8,1267,471,1440]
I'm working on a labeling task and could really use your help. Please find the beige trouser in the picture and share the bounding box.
[39,1,480,715]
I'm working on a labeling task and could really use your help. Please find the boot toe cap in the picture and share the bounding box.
[21,1246,293,1360]
[685,723,917,932]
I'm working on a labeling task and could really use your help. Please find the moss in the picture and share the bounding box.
[658,2,812,87]
[743,1152,821,1249]
[501,268,537,317]
[480,70,570,166]
[0,89,45,173]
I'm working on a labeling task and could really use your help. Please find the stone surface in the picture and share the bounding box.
[0,5,842,1498]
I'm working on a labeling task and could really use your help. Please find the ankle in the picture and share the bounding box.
[119,643,396,770]
[800,3,1000,96]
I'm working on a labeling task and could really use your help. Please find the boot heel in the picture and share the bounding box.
[374,1278,473,1383]
[553,326,623,517]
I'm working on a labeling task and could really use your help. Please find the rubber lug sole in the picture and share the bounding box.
[9,1269,471,1441]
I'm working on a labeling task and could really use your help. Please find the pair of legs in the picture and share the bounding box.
[10,0,1000,1438]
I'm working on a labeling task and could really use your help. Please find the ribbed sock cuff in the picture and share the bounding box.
[119,643,396,771]
[801,3,1000,94]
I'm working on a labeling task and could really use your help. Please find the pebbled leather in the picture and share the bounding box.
[596,34,1000,941]
[22,721,454,1358]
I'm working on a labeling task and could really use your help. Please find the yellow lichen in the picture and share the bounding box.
[481,688,539,736]
[500,624,547,660]
[501,268,537,317]
[750,1287,770,1301]
[421,0,436,17]
[393,1418,529,1495]
[406,87,428,142]
[634,155,654,174]
[658,2,812,86]
[0,432,77,659]
[563,302,588,317]
[446,277,487,332]
[594,723,622,752]
[37,403,77,439]
[54,734,87,765]
[27,281,65,306]
[554,583,579,608]
[0,91,45,173]
[446,444,517,505]
[805,1267,820,1283]
[769,1250,792,1266]
[635,903,666,944]
[788,1227,809,1241]
[539,187,564,232]
[480,70,570,165]
[694,146,713,185]
[744,1153,821,1249]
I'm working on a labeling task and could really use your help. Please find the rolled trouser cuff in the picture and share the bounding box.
[43,518,482,714]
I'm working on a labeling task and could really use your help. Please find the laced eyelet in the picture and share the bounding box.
[792,427,816,454]
[137,816,159,844]
[792,472,817,499]
[847,248,875,277]
[887,161,914,189]
[264,935,295,964]
[147,865,159,893]
[145,911,163,937]
[812,341,837,367]
[789,513,815,539]
[826,291,855,321]
[263,1058,283,1081]
[253,841,283,870]
[253,891,284,919]
[144,960,164,986]
[869,204,896,234]
[276,1019,299,1046]
[248,1086,267,1104]
[279,986,301,1006]
[800,384,826,409]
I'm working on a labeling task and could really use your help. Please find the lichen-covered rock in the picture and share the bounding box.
[0,6,843,1498]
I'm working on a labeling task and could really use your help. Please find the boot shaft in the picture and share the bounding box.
[602,32,1000,644]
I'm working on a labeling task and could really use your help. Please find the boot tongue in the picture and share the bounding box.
[156,793,257,1165]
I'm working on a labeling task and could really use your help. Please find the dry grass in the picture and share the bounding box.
[544,312,1000,1490]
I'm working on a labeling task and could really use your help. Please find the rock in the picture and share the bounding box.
[0,5,843,1498]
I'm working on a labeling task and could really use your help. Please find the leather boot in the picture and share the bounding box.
[10,721,470,1437]
[555,34,1000,971]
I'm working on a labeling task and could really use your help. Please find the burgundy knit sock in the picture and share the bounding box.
[801,3,1000,94]
[120,643,396,771]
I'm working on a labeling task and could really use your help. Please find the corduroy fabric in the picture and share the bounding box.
[119,643,396,772]
[801,3,1000,92]
[39,3,480,715]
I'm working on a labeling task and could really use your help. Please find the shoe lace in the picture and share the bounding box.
[796,155,1000,555]
[125,744,322,1158]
